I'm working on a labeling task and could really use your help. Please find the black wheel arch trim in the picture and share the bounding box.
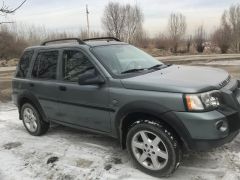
[115,101,191,150]
[17,90,48,122]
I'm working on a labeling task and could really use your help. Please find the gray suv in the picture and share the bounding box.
[12,37,240,177]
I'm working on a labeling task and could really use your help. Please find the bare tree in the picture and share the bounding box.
[222,4,240,52]
[133,26,149,48]
[124,4,143,43]
[155,33,171,50]
[168,13,186,53]
[194,25,206,53]
[0,0,27,24]
[102,2,144,42]
[102,2,126,39]
[0,0,26,14]
[0,26,28,59]
[212,14,232,54]
[186,35,192,53]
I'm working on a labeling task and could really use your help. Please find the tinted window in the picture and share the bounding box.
[32,51,58,80]
[16,51,33,78]
[63,50,93,82]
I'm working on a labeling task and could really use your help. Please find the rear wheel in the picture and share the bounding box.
[21,103,49,136]
[126,120,182,177]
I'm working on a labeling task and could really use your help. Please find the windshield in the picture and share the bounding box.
[92,45,163,76]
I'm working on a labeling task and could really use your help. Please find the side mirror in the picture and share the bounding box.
[78,69,105,85]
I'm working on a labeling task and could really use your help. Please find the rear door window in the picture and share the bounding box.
[32,51,58,80]
[16,50,34,78]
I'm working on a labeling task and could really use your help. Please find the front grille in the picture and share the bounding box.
[221,79,240,109]
[219,75,231,88]
[222,79,238,93]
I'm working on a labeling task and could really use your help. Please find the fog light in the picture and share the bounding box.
[215,120,228,132]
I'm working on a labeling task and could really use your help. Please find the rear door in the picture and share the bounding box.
[29,50,61,121]
[56,48,112,132]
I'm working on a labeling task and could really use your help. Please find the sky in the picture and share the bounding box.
[2,0,240,36]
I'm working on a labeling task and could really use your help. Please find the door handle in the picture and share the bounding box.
[29,83,34,87]
[59,86,67,91]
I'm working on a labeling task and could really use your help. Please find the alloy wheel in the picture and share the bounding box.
[131,130,168,171]
[23,107,38,132]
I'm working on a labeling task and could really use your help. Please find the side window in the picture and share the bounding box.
[63,50,94,82]
[16,50,34,78]
[32,51,58,80]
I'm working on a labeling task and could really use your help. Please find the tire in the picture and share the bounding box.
[126,120,182,177]
[21,103,49,136]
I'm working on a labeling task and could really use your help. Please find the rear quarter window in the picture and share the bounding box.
[16,50,34,78]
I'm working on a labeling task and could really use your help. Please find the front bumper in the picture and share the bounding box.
[189,130,239,151]
[174,107,240,151]
[174,79,240,151]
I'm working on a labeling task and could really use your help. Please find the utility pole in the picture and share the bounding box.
[86,4,90,38]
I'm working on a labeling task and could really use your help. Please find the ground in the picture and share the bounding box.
[1,103,240,180]
[0,54,240,180]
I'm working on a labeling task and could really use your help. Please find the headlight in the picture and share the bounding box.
[185,90,222,111]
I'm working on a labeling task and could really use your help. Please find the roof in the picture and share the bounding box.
[84,40,127,47]
[25,38,128,51]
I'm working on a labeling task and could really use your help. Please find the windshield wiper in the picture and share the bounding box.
[121,64,170,74]
[148,64,165,70]
[121,68,145,74]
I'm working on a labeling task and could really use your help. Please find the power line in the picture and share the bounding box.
[0,21,14,25]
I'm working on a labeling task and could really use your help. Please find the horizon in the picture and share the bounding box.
[2,0,240,36]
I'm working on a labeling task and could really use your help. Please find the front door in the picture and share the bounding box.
[56,49,111,132]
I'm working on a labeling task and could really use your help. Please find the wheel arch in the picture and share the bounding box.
[115,101,191,150]
[17,90,48,122]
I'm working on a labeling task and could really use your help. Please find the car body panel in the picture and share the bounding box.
[121,65,230,93]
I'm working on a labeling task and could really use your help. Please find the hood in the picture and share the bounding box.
[121,65,230,93]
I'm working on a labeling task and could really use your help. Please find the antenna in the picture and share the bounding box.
[86,4,90,38]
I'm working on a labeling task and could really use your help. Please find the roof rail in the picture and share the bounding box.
[83,37,121,42]
[41,38,85,46]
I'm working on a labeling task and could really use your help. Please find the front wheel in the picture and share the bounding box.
[126,121,182,177]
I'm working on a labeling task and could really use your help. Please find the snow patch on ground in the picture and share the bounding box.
[1,102,240,179]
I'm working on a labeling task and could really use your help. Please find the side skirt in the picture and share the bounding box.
[50,119,118,139]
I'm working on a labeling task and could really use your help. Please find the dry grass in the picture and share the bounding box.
[0,58,19,67]
[0,70,14,102]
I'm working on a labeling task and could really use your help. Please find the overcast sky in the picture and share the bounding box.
[2,0,240,36]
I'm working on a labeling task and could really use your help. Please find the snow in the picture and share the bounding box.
[1,102,240,180]
[157,54,240,62]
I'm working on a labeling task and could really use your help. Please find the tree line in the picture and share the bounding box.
[102,2,240,54]
[0,1,240,60]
